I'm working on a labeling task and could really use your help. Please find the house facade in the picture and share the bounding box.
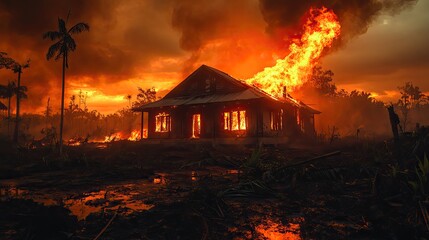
[133,65,319,144]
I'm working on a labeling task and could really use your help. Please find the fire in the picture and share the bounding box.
[192,114,201,138]
[91,129,144,143]
[104,132,124,142]
[246,7,341,97]
[128,130,141,141]
[223,110,247,131]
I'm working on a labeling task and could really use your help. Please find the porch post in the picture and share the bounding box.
[140,111,144,140]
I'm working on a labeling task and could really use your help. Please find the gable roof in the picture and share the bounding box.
[133,65,320,114]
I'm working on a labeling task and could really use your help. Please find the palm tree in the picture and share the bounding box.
[11,61,29,143]
[0,52,15,69]
[125,94,132,108]
[0,81,18,137]
[43,17,89,154]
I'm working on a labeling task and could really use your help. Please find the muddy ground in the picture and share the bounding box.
[0,135,428,239]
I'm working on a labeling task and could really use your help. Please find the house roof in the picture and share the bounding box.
[0,101,7,110]
[133,65,320,114]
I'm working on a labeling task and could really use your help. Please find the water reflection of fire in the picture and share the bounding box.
[255,219,302,240]
[153,174,167,184]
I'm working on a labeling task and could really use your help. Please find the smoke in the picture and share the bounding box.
[171,0,263,76]
[172,0,418,72]
[259,0,417,45]
[0,0,182,112]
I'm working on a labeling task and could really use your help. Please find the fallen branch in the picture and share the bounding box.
[279,151,341,170]
[93,209,119,240]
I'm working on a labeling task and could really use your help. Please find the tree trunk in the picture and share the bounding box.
[59,52,67,155]
[140,111,143,140]
[13,70,21,143]
[7,95,11,138]
[387,105,400,142]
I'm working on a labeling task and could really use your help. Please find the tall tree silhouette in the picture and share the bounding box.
[43,17,89,154]
[0,81,22,138]
[0,52,15,69]
[11,61,30,143]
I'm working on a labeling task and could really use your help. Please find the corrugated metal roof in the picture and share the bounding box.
[133,88,266,110]
[133,65,320,114]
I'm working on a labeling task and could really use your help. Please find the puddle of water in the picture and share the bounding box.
[0,187,28,198]
[63,189,153,220]
[191,171,198,181]
[153,174,168,184]
[1,182,155,221]
[1,168,240,221]
[255,219,302,240]
[96,143,108,149]
[226,169,240,174]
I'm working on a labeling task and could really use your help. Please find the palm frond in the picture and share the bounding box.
[65,35,77,52]
[69,22,90,34]
[18,92,28,99]
[54,48,65,62]
[18,86,28,92]
[22,59,30,69]
[16,86,28,99]
[0,52,16,69]
[46,40,63,60]
[43,31,62,40]
[58,18,67,33]
[0,85,7,98]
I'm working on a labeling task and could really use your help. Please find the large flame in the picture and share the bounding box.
[246,7,340,97]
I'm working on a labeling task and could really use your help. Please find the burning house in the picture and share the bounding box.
[133,65,320,144]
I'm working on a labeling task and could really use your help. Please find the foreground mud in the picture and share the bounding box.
[1,139,428,239]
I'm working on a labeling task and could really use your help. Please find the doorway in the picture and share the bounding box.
[192,114,201,138]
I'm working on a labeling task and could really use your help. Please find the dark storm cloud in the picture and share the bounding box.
[258,0,418,44]
[0,0,183,110]
[170,0,417,74]
[323,0,429,91]
[171,0,261,74]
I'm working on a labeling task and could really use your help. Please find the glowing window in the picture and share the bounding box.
[223,110,246,131]
[223,112,230,130]
[296,109,300,125]
[192,114,201,138]
[270,110,283,131]
[155,112,171,132]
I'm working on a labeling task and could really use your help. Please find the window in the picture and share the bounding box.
[296,109,300,125]
[270,110,283,130]
[155,112,171,132]
[223,110,246,131]
[192,114,201,138]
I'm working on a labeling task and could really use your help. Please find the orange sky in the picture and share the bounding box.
[0,0,427,114]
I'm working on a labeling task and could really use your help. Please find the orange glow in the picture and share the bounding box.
[232,111,239,130]
[192,114,201,138]
[246,7,341,97]
[155,112,171,132]
[153,174,167,184]
[104,132,124,142]
[88,129,143,143]
[224,110,246,131]
[239,110,246,130]
[128,130,141,141]
[191,171,197,181]
[296,109,300,125]
[223,112,230,130]
[255,219,302,240]
[270,110,283,131]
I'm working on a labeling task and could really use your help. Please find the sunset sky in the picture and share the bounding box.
[0,0,427,114]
